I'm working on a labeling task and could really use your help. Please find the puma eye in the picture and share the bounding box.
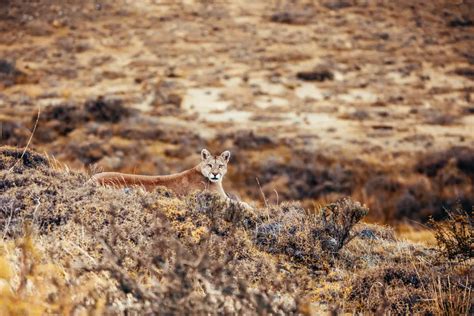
[207,164,212,168]
[219,164,224,168]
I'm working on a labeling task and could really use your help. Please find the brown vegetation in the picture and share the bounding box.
[1,0,473,314]
[429,208,473,261]
[1,0,473,225]
[1,147,472,314]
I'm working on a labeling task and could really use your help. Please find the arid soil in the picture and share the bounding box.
[1,1,473,217]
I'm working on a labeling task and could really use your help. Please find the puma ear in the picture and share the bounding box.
[220,150,231,163]
[201,148,211,160]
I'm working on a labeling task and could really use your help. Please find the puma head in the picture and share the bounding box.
[200,149,230,183]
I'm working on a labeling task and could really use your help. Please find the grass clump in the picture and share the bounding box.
[347,261,473,315]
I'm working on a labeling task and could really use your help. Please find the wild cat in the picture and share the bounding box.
[90,149,231,200]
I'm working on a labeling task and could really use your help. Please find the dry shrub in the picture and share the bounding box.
[35,97,131,142]
[83,210,298,315]
[357,145,473,222]
[429,208,474,261]
[0,0,109,25]
[186,191,259,231]
[429,271,473,316]
[0,117,31,146]
[318,198,369,252]
[37,103,84,139]
[268,1,316,25]
[225,130,276,150]
[343,222,473,316]
[353,222,396,241]
[236,150,356,201]
[0,146,49,170]
[416,146,474,179]
[255,198,368,269]
[0,60,26,88]
[221,145,473,223]
[84,97,130,123]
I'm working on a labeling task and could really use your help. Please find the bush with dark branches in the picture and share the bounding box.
[429,208,474,261]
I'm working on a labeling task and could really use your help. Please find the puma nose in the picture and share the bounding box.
[212,173,218,177]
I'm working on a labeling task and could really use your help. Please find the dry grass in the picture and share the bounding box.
[0,146,472,314]
[396,224,437,246]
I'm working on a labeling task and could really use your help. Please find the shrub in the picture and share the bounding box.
[429,208,474,261]
[0,147,302,314]
[347,262,473,315]
[86,215,299,315]
[317,198,369,252]
[255,198,368,268]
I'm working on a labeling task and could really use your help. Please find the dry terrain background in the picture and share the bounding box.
[1,0,473,222]
[0,0,473,314]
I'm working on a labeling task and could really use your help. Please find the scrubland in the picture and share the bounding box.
[1,0,473,224]
[0,147,472,315]
[1,0,473,314]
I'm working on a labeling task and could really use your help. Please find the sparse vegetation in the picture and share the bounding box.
[1,0,473,314]
[1,147,472,314]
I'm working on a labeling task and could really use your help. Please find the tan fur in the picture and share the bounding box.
[90,149,230,199]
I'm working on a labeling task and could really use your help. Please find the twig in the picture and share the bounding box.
[8,106,41,172]
[2,206,16,240]
[255,177,268,208]
[273,189,279,206]
[32,197,41,225]
[406,218,434,231]
[66,240,97,265]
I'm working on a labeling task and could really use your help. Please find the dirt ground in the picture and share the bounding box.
[1,0,473,221]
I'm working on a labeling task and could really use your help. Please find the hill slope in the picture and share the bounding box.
[0,146,472,315]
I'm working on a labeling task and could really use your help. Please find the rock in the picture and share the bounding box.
[296,69,334,82]
[359,229,377,240]
[448,18,473,28]
[323,0,352,10]
[270,9,313,25]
